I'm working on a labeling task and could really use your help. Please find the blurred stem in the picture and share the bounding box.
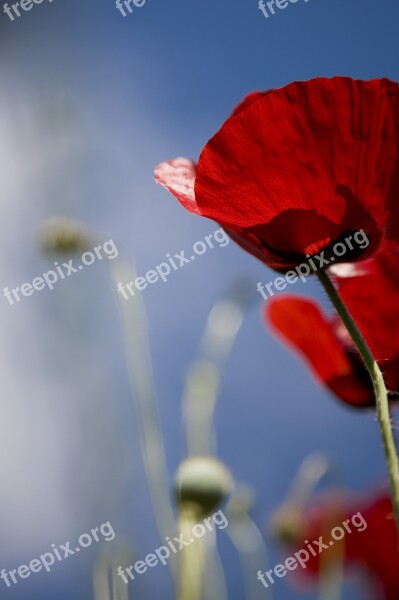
[182,290,250,596]
[93,552,130,600]
[109,254,177,579]
[178,508,204,600]
[318,499,345,600]
[226,502,273,600]
[317,270,399,532]
[185,295,246,456]
[202,529,228,600]
[277,454,344,600]
[112,555,129,600]
[93,554,111,600]
[318,565,343,600]
[184,360,220,457]
[286,453,330,509]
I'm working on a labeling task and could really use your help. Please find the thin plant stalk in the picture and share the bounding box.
[317,492,345,600]
[111,555,130,600]
[184,292,249,456]
[317,270,399,531]
[202,528,228,600]
[318,559,344,600]
[276,454,345,600]
[93,551,130,600]
[285,453,330,509]
[177,508,205,600]
[93,554,111,600]
[182,287,251,598]
[109,253,177,578]
[226,499,273,600]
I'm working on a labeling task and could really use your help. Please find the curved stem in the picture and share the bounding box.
[185,292,248,457]
[108,253,178,581]
[226,504,273,600]
[317,270,399,531]
[93,550,130,600]
[285,453,330,509]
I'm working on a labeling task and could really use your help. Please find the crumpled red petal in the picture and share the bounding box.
[266,295,374,407]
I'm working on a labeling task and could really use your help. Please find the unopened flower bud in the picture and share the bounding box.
[270,503,305,544]
[39,216,91,255]
[175,456,233,517]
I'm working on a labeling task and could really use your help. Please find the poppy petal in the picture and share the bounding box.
[266,295,374,407]
[281,490,399,600]
[194,77,399,260]
[230,91,269,117]
[154,157,201,215]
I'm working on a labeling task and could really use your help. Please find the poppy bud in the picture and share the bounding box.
[175,456,233,517]
[39,216,91,255]
[270,503,305,544]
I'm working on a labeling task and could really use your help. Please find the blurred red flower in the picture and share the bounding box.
[265,252,399,408]
[273,490,399,600]
[155,77,399,270]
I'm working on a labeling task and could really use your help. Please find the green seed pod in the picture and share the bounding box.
[39,216,91,255]
[175,456,233,518]
[270,503,305,545]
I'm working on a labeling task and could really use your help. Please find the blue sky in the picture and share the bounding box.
[0,0,398,598]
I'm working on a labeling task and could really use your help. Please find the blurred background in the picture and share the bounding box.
[0,0,398,598]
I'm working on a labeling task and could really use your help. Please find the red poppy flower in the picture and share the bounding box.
[155,77,399,270]
[265,252,399,408]
[273,490,399,600]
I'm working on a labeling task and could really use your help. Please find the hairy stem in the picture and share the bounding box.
[317,270,399,531]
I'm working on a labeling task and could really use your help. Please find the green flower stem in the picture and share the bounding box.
[225,506,273,600]
[184,295,246,457]
[178,509,204,600]
[317,270,399,531]
[109,254,178,582]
